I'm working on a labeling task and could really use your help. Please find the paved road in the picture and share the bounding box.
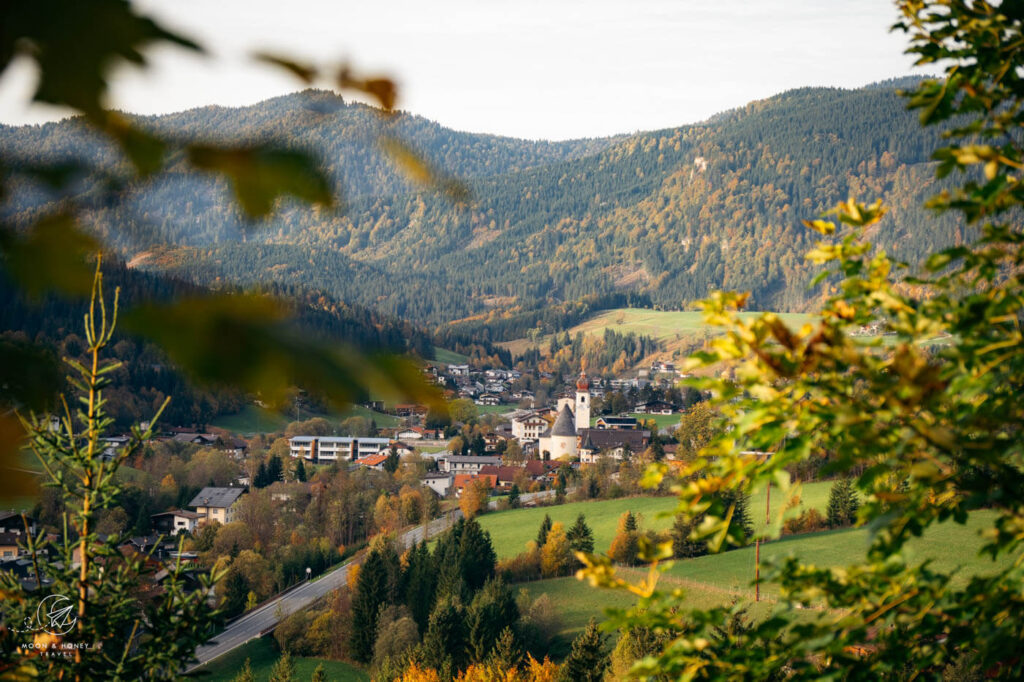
[488,488,557,510]
[187,512,461,671]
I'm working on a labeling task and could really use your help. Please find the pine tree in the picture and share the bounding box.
[349,547,392,663]
[267,454,284,483]
[489,626,523,670]
[268,651,296,682]
[421,597,468,672]
[254,461,268,488]
[222,569,249,619]
[609,512,639,566]
[404,541,437,634]
[467,578,519,662]
[294,458,307,482]
[536,514,553,546]
[508,483,521,509]
[566,514,595,555]
[384,444,400,473]
[559,619,609,682]
[459,517,497,592]
[670,513,707,559]
[827,477,860,528]
[719,489,753,540]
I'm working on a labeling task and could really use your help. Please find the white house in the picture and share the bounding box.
[440,455,502,474]
[423,472,454,497]
[289,436,392,462]
[150,509,202,536]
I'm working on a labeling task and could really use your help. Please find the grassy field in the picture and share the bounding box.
[479,481,832,560]
[211,404,401,436]
[433,347,470,365]
[499,308,816,357]
[195,637,367,682]
[516,510,1010,645]
[625,413,681,430]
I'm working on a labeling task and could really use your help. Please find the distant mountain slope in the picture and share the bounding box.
[0,82,961,335]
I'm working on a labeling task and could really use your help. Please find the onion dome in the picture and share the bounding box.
[576,370,590,391]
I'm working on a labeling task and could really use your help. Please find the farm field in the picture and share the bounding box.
[196,636,367,682]
[479,481,832,560]
[514,510,1009,642]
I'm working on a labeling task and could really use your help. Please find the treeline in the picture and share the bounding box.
[0,258,434,428]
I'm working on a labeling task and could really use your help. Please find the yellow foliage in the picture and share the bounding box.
[398,662,441,682]
[347,563,360,592]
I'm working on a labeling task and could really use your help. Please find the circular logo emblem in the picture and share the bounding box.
[35,594,78,636]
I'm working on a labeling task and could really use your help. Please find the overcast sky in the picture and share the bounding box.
[0,0,927,140]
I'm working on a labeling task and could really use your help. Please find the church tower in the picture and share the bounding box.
[575,367,590,432]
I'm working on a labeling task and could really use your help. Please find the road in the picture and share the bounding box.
[187,511,461,672]
[488,488,557,510]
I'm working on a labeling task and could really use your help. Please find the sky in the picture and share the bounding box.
[0,0,927,140]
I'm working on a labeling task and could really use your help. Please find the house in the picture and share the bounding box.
[594,416,639,430]
[448,364,471,377]
[423,472,454,497]
[0,532,23,561]
[511,412,548,441]
[440,455,502,474]
[452,474,497,496]
[394,404,429,418]
[151,509,202,536]
[397,428,423,440]
[0,511,36,536]
[523,459,558,480]
[633,400,678,415]
[475,393,502,406]
[188,487,246,526]
[483,433,507,453]
[172,432,219,447]
[355,453,389,471]
[577,429,651,464]
[478,465,526,491]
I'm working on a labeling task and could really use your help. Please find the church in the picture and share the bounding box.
[537,370,590,460]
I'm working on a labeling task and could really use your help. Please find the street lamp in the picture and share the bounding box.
[305,566,311,582]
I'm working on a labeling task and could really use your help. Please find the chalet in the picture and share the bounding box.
[578,429,651,464]
[483,433,507,453]
[355,453,389,471]
[478,465,523,490]
[441,455,502,475]
[423,472,454,497]
[453,473,497,496]
[511,412,548,441]
[523,459,558,480]
[396,428,423,440]
[594,416,639,430]
[151,509,202,536]
[633,400,678,415]
[0,532,22,560]
[394,404,429,418]
[188,487,246,526]
[475,393,502,406]
[172,432,218,446]
[0,511,36,536]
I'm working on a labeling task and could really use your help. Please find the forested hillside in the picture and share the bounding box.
[1,81,962,339]
[0,261,436,428]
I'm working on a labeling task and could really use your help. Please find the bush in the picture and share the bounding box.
[783,507,826,535]
[496,544,542,583]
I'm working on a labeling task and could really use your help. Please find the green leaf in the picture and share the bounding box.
[0,213,99,296]
[186,144,335,217]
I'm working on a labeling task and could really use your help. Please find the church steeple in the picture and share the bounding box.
[574,363,590,431]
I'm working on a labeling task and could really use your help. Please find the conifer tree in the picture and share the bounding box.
[223,568,249,619]
[294,458,307,482]
[609,511,640,566]
[350,546,392,662]
[404,541,437,633]
[254,460,269,488]
[508,483,521,509]
[421,598,468,672]
[566,514,595,555]
[458,517,497,592]
[267,454,284,483]
[467,578,519,662]
[310,663,327,682]
[559,619,608,682]
[489,626,523,670]
[536,514,553,546]
[670,513,707,559]
[826,477,860,528]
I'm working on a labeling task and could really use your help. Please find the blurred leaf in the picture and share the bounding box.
[0,337,62,412]
[379,136,470,202]
[338,66,397,111]
[186,145,334,218]
[122,294,441,410]
[2,0,201,115]
[98,112,167,176]
[253,52,317,83]
[0,214,99,296]
[0,413,38,504]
